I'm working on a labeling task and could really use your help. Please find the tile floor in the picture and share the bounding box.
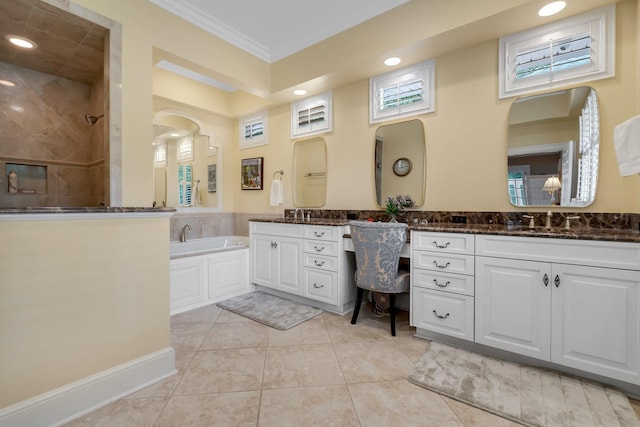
[67,303,640,427]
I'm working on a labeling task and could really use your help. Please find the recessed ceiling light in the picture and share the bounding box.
[538,1,566,17]
[0,79,16,87]
[170,133,180,137]
[384,57,401,66]
[5,35,37,49]
[293,89,307,96]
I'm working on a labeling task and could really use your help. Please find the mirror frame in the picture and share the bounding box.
[152,110,223,212]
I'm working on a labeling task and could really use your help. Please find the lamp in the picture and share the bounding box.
[543,176,562,204]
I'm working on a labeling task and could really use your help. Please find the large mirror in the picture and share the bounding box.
[152,112,221,210]
[293,137,327,208]
[507,86,599,207]
[375,119,426,207]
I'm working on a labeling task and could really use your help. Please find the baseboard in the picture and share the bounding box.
[0,347,176,427]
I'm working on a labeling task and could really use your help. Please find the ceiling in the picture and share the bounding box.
[0,0,106,84]
[148,0,409,63]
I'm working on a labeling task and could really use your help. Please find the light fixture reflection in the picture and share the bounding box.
[0,79,16,87]
[543,176,562,204]
[6,35,37,49]
[293,89,307,96]
[384,57,401,66]
[538,1,566,17]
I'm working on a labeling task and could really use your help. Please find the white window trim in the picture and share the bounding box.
[291,91,332,138]
[499,4,615,99]
[369,59,435,124]
[240,111,268,149]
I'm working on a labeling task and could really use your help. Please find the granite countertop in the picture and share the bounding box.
[0,207,176,214]
[250,217,640,243]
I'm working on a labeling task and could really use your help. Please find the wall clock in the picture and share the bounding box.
[393,157,412,177]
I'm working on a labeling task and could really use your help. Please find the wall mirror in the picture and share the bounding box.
[507,86,599,207]
[152,112,222,210]
[375,119,426,207]
[293,137,327,207]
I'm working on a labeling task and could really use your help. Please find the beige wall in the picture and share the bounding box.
[0,216,170,407]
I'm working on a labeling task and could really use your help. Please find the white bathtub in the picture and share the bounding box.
[170,236,249,259]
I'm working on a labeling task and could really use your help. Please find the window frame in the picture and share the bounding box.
[369,59,435,124]
[291,91,332,138]
[499,4,615,99]
[240,111,268,149]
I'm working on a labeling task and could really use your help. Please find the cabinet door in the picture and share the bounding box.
[551,264,640,384]
[208,250,249,300]
[170,256,207,313]
[475,256,551,360]
[251,235,276,288]
[275,237,303,295]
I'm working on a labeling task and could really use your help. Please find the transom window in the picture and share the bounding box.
[240,112,268,149]
[369,59,435,123]
[291,91,332,138]
[499,4,615,99]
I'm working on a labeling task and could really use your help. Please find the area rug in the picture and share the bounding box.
[408,341,640,427]
[216,291,323,330]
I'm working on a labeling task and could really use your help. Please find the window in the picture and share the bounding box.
[291,91,332,138]
[499,4,615,99]
[575,88,599,203]
[369,59,435,123]
[176,135,194,162]
[153,142,167,167]
[178,163,192,206]
[240,112,268,149]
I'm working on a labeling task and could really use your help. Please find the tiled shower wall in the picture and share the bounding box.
[0,62,105,207]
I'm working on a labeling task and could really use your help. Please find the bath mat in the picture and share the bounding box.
[408,341,640,427]
[216,291,323,330]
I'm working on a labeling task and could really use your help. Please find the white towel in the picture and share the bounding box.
[269,179,283,206]
[614,115,640,177]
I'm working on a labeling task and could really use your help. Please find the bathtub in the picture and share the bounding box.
[170,235,249,259]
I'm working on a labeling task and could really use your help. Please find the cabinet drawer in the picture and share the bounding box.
[303,240,339,257]
[413,251,474,275]
[412,269,474,296]
[411,232,475,255]
[412,287,474,341]
[303,253,337,271]
[305,268,337,304]
[251,221,303,237]
[304,225,338,241]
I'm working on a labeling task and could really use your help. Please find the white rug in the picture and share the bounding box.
[216,291,323,330]
[408,341,640,427]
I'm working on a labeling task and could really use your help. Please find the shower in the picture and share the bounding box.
[84,114,104,126]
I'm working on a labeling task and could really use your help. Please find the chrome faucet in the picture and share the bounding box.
[564,216,581,230]
[294,208,303,221]
[545,211,553,230]
[180,224,191,242]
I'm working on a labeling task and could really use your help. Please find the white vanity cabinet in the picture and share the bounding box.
[475,234,640,385]
[411,231,476,341]
[250,221,355,314]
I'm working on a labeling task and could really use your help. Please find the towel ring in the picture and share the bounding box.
[273,170,284,180]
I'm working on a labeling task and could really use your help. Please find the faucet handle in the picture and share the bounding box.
[565,216,581,230]
[522,215,535,229]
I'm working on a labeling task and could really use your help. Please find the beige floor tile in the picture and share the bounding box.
[127,351,196,399]
[171,303,222,325]
[263,344,345,389]
[333,340,414,383]
[200,321,268,350]
[348,380,463,427]
[442,395,525,427]
[267,316,331,347]
[155,391,260,427]
[630,398,640,421]
[215,310,255,323]
[174,348,266,395]
[170,322,212,352]
[64,397,167,426]
[258,385,360,427]
[396,335,430,364]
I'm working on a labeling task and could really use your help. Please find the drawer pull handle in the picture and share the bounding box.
[313,283,324,289]
[543,274,549,287]
[433,261,450,269]
[554,275,560,288]
[314,246,325,252]
[433,310,450,320]
[314,260,325,267]
[433,241,450,249]
[271,241,278,249]
[314,231,325,237]
[433,279,450,288]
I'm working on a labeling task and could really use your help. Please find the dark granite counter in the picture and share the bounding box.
[0,207,176,214]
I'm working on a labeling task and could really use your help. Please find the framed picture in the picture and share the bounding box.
[207,164,217,193]
[241,157,263,190]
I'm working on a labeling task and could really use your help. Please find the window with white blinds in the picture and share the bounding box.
[176,135,194,162]
[575,88,599,203]
[291,91,332,138]
[369,59,435,123]
[240,112,268,149]
[153,142,167,167]
[499,4,615,99]
[178,163,192,206]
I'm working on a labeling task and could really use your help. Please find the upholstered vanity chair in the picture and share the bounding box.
[349,221,410,336]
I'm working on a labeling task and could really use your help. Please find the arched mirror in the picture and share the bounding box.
[293,137,327,208]
[507,86,599,207]
[375,119,426,207]
[152,112,222,210]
